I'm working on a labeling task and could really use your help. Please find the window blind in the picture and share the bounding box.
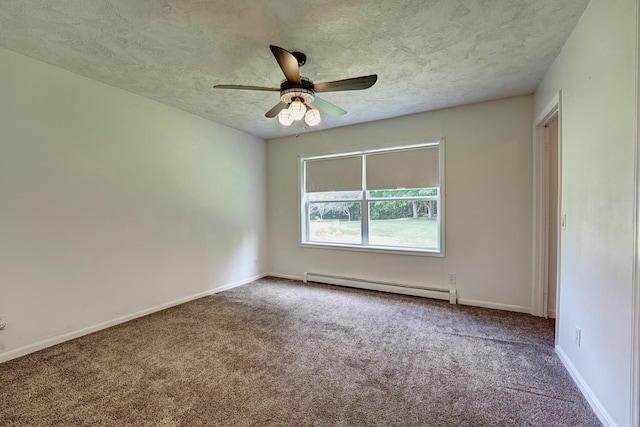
[366,146,439,190]
[304,156,362,192]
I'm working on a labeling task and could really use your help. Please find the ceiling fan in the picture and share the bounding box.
[214,45,377,127]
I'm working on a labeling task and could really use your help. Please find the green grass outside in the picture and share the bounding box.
[309,217,438,248]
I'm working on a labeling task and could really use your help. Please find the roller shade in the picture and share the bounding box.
[366,146,439,190]
[305,156,362,192]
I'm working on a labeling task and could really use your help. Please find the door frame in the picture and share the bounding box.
[631,1,640,423]
[531,92,562,335]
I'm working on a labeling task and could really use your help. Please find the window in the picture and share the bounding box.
[300,140,444,255]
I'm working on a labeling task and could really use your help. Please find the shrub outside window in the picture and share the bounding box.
[300,141,444,255]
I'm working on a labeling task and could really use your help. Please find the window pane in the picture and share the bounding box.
[368,200,438,249]
[308,202,362,244]
[368,188,438,198]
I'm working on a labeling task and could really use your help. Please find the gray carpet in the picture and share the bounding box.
[1,277,600,426]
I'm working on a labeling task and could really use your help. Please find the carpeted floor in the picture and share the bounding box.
[1,277,600,426]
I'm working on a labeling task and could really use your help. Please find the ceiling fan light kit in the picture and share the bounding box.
[214,45,377,130]
[277,98,320,127]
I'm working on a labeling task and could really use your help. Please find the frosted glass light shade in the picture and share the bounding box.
[289,99,307,121]
[304,108,321,126]
[278,108,294,126]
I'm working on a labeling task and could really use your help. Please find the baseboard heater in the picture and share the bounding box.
[303,272,457,304]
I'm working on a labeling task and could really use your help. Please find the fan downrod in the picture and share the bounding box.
[291,51,306,67]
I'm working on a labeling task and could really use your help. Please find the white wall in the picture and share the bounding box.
[0,47,267,361]
[534,0,637,425]
[267,96,533,312]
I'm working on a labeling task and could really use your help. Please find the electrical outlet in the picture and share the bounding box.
[0,314,6,330]
[447,273,456,284]
[575,326,581,347]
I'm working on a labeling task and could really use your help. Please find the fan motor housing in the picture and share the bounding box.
[280,78,315,105]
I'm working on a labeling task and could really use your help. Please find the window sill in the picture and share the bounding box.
[299,241,444,257]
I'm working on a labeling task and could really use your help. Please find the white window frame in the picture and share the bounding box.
[298,139,445,257]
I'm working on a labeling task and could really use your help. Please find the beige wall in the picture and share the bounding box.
[0,47,267,360]
[267,96,533,311]
[535,0,637,424]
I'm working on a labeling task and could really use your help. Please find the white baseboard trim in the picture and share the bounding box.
[266,272,304,281]
[457,298,531,314]
[269,275,526,312]
[555,345,618,427]
[0,273,266,364]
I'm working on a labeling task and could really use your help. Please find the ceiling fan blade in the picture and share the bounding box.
[213,84,280,92]
[311,96,347,116]
[313,74,378,93]
[269,45,301,84]
[265,101,288,118]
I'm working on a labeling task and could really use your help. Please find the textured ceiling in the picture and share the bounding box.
[0,0,590,139]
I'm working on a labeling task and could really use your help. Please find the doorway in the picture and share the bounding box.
[532,93,561,342]
[545,116,559,319]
